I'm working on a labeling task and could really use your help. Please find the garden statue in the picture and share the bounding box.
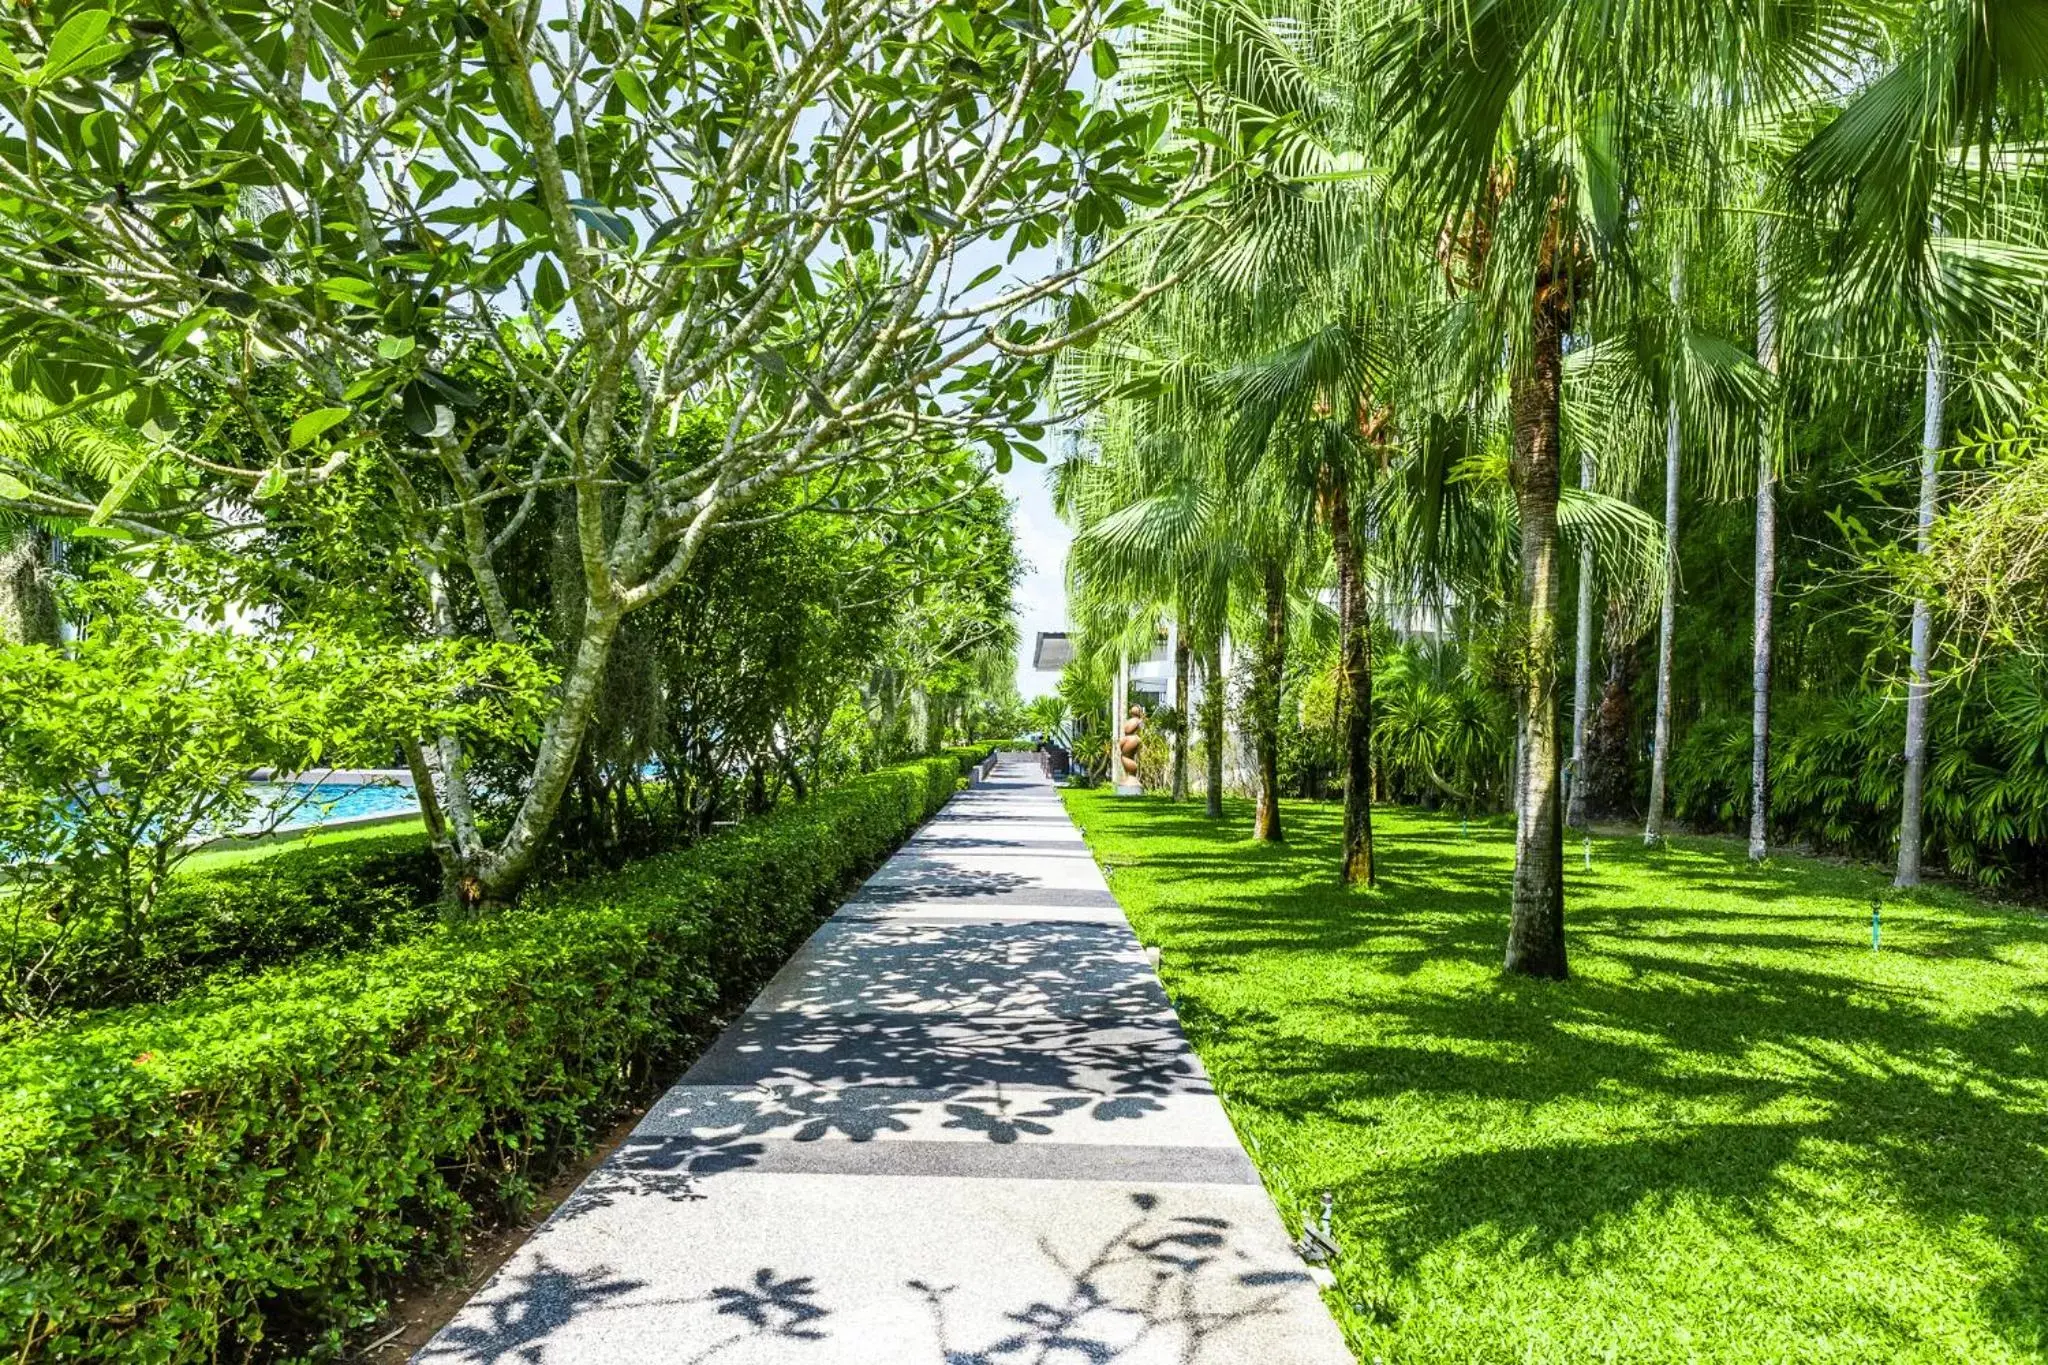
[1115,704,1147,794]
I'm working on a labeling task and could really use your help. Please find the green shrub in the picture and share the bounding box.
[0,755,961,1361]
[0,623,549,1023]
[4,825,441,1018]
[1669,660,2048,890]
[940,743,996,773]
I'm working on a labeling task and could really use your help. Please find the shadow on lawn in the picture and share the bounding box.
[1081,793,2048,1355]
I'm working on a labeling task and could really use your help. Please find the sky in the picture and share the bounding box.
[1002,458,1070,700]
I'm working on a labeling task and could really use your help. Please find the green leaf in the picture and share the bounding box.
[647,217,686,251]
[352,31,446,75]
[254,464,288,501]
[288,407,352,449]
[938,9,975,46]
[89,450,156,527]
[376,335,416,361]
[1091,38,1119,81]
[37,9,114,85]
[0,472,31,500]
[612,66,650,113]
[569,200,633,247]
[319,277,380,307]
[401,381,454,438]
[533,257,566,313]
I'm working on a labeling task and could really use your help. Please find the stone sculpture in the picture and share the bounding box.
[1117,704,1146,791]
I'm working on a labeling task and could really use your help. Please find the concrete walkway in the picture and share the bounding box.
[418,761,1351,1364]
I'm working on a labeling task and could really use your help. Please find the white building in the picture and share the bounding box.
[1029,629,1177,710]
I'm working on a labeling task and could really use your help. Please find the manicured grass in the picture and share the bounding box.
[176,814,427,874]
[1063,791,2048,1365]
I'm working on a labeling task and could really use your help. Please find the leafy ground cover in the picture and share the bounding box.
[1064,790,2048,1365]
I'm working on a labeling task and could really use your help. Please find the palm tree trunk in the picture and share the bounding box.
[1505,290,1569,979]
[1644,361,1682,845]
[1567,450,1596,829]
[1897,331,1942,887]
[1749,239,1779,862]
[1171,622,1191,801]
[1204,635,1226,818]
[1253,559,1287,843]
[1327,480,1376,888]
[1331,479,1374,884]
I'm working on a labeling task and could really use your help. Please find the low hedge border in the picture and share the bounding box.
[6,826,443,1017]
[0,754,965,1361]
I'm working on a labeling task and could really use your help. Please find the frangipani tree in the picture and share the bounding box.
[0,0,1198,901]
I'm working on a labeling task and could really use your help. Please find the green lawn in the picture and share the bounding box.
[1063,791,2048,1365]
[176,815,427,874]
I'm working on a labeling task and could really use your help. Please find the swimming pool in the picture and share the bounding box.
[231,776,421,836]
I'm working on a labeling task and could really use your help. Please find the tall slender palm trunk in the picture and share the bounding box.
[1749,242,1779,862]
[1897,331,1943,887]
[1646,262,1684,845]
[1204,634,1226,819]
[1644,383,1681,844]
[1331,478,1374,885]
[1253,559,1287,843]
[1567,450,1596,829]
[1505,289,1570,979]
[1171,623,1191,801]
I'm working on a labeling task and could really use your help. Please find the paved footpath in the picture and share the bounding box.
[419,760,1351,1364]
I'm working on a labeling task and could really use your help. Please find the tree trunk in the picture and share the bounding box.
[1504,288,1569,979]
[1332,479,1375,885]
[1172,624,1191,801]
[1749,239,1779,862]
[0,527,60,647]
[1586,599,1641,818]
[1253,559,1287,843]
[1897,331,1942,887]
[476,601,625,901]
[1567,450,1596,829]
[1644,375,1681,845]
[1204,635,1226,819]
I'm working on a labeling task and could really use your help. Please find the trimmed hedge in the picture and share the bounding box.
[5,825,442,1016]
[0,755,963,1361]
[941,743,997,774]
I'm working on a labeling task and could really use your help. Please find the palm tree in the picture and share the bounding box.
[1786,2,2048,885]
[1749,218,1781,862]
[1121,0,1461,877]
[1118,0,1687,892]
[1358,0,1862,974]
[1643,235,1778,847]
[1643,266,1685,846]
[0,392,172,645]
[1054,371,1259,814]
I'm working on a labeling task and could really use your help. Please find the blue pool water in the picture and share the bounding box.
[239,780,420,834]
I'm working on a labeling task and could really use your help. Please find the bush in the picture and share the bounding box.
[0,616,548,1021]
[940,743,996,773]
[4,825,441,1019]
[0,755,963,1361]
[1669,660,2048,891]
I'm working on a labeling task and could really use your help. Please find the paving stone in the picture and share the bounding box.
[746,920,1169,1020]
[417,763,1349,1365]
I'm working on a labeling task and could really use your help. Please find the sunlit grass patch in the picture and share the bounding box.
[1065,790,2048,1365]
